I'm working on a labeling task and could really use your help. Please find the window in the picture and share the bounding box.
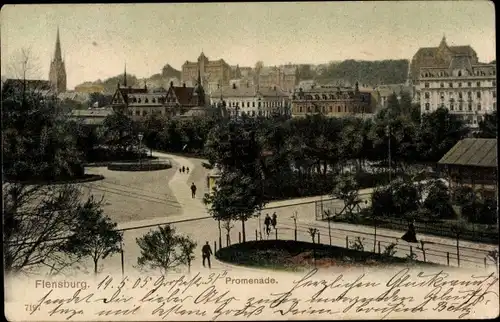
[440,83,444,88]
[132,97,137,103]
[493,81,496,87]
[477,82,481,87]
[135,110,140,116]
[330,106,333,113]
[425,103,430,111]
[493,91,497,98]
[458,71,462,77]
[459,104,463,111]
[467,82,472,87]
[128,111,132,116]
[473,119,477,124]
[468,103,472,111]
[450,103,454,111]
[258,102,261,108]
[477,103,482,111]
[424,92,430,99]
[458,82,462,87]
[440,92,444,99]
[252,102,255,107]
[138,98,141,103]
[449,82,453,88]
[247,102,250,107]
[477,91,481,98]
[143,110,148,116]
[449,92,453,97]
[299,106,303,113]
[425,83,430,88]
[458,93,463,99]
[337,106,341,112]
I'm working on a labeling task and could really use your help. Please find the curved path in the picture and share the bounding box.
[83,152,496,275]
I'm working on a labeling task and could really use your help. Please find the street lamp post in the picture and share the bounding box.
[138,132,144,166]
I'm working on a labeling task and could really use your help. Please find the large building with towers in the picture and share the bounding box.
[412,36,496,128]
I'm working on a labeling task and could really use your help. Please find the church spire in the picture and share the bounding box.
[123,63,127,87]
[54,26,62,61]
[439,34,447,48]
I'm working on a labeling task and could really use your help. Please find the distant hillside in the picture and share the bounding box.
[314,59,410,86]
[161,64,181,79]
[76,63,181,94]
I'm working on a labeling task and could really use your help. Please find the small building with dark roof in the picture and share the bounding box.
[438,138,497,197]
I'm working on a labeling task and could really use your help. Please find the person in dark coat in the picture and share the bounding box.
[264,214,271,236]
[401,220,418,243]
[202,241,213,268]
[271,212,277,230]
[179,168,182,173]
[186,167,190,174]
[190,182,197,198]
[182,166,185,173]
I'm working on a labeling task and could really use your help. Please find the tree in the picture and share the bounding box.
[331,173,362,218]
[3,184,107,275]
[102,111,138,152]
[2,49,108,276]
[417,107,469,162]
[62,197,123,275]
[476,111,497,138]
[88,92,112,108]
[204,170,264,243]
[136,225,195,274]
[422,179,455,220]
[178,236,197,273]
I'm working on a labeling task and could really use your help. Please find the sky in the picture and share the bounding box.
[1,2,496,89]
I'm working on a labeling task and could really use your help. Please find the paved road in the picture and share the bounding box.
[78,152,497,276]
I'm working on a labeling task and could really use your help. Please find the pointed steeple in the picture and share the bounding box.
[196,67,205,107]
[439,34,447,48]
[54,26,62,61]
[123,63,127,87]
[49,27,67,93]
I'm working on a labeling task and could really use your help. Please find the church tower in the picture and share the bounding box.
[49,27,67,93]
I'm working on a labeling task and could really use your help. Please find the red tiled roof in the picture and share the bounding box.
[171,86,196,106]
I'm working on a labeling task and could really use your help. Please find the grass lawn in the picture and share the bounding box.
[216,240,439,271]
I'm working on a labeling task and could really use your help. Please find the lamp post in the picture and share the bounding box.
[138,132,144,165]
[385,125,391,185]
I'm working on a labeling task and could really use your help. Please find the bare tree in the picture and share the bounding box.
[3,184,103,276]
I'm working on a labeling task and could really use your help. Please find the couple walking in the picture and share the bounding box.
[264,212,277,236]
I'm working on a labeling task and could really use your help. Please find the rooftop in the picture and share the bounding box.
[438,138,497,168]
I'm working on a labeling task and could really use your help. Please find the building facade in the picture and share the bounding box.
[373,84,413,109]
[111,68,209,120]
[290,83,374,118]
[181,52,231,93]
[209,84,290,118]
[74,83,105,93]
[414,40,496,128]
[49,28,67,94]
[258,65,297,92]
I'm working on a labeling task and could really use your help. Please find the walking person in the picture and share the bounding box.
[401,219,418,243]
[179,168,182,173]
[202,241,213,268]
[182,166,185,173]
[264,214,271,237]
[271,212,277,230]
[186,167,190,174]
[190,182,197,198]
